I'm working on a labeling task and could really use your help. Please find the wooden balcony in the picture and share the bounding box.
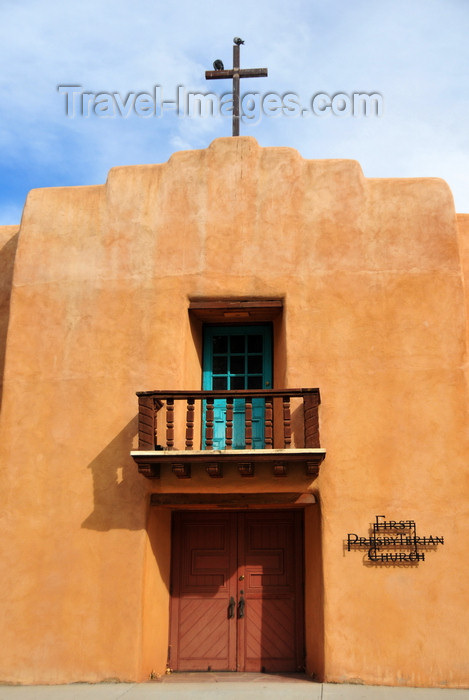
[131,388,325,479]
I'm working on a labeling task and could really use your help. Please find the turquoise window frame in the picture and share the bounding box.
[202,325,273,449]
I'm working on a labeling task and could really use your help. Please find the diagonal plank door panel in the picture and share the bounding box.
[170,512,237,670]
[238,511,304,672]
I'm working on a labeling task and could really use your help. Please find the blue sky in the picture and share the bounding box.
[1,0,468,225]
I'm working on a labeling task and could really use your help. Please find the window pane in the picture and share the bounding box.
[213,356,227,374]
[212,336,227,353]
[248,376,263,389]
[248,356,263,374]
[247,335,263,353]
[230,356,245,375]
[230,335,245,354]
[213,376,227,389]
[231,376,245,390]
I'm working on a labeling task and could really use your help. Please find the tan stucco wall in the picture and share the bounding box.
[0,137,468,686]
[0,225,19,410]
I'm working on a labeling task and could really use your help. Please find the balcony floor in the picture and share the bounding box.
[131,447,326,480]
[131,447,326,461]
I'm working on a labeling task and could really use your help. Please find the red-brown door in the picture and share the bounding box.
[169,510,304,672]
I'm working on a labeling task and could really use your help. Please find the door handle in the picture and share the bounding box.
[238,596,245,619]
[228,596,235,619]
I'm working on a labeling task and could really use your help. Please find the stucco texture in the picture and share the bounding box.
[0,137,468,687]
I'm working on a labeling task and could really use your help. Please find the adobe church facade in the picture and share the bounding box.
[1,137,469,687]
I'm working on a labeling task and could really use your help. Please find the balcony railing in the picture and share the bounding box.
[132,388,325,479]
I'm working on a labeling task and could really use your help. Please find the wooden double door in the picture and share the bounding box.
[169,510,304,672]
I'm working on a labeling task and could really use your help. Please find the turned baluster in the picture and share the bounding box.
[282,396,291,449]
[226,397,233,449]
[166,398,174,450]
[264,396,273,448]
[185,398,195,449]
[154,404,158,449]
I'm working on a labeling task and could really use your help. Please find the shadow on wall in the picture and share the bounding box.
[0,232,19,411]
[82,415,148,531]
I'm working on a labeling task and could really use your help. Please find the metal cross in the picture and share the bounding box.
[205,39,268,136]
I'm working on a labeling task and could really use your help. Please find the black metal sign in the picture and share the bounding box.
[346,515,444,564]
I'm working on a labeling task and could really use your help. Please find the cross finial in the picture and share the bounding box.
[205,38,268,136]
